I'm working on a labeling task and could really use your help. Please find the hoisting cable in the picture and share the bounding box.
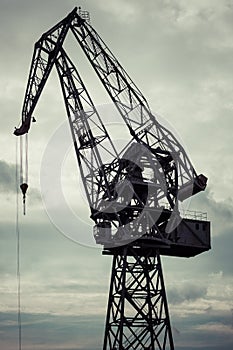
[19,135,28,215]
[16,137,22,350]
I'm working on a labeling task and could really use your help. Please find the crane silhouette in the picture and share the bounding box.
[14,7,211,349]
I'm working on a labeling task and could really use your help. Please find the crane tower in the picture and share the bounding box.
[14,7,211,350]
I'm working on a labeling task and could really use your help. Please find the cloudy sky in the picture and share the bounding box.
[1,0,233,349]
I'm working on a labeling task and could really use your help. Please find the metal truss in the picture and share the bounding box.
[103,246,174,350]
[70,17,199,203]
[14,9,210,350]
[55,48,120,211]
[14,8,78,135]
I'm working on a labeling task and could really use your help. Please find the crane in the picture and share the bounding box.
[14,7,211,350]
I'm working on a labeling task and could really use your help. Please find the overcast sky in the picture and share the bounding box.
[0,0,233,349]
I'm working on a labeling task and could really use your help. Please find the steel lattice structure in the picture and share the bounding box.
[14,7,211,350]
[103,246,174,350]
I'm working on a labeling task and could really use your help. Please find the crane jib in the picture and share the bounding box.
[14,6,210,253]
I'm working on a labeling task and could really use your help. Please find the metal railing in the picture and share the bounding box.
[180,209,207,221]
[160,202,208,221]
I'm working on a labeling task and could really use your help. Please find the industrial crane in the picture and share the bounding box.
[14,7,211,350]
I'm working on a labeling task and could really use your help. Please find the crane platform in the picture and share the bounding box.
[102,217,210,258]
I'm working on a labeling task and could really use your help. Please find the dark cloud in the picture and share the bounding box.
[0,311,103,350]
[192,189,233,224]
[168,283,207,304]
[185,189,233,275]
[1,309,233,350]
[0,160,41,206]
[162,188,233,281]
[172,310,233,349]
[0,160,16,193]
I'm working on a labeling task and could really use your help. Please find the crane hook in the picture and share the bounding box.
[20,183,28,215]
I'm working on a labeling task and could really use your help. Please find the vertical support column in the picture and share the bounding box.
[103,246,174,350]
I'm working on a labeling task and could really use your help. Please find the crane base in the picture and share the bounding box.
[103,246,175,350]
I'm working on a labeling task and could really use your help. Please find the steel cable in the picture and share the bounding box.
[16,137,22,350]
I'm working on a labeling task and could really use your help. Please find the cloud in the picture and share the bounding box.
[0,311,103,350]
[0,160,16,193]
[194,321,233,335]
[171,308,233,349]
[0,220,108,316]
[168,283,207,304]
[0,160,41,215]
[0,1,233,349]
[184,189,233,275]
